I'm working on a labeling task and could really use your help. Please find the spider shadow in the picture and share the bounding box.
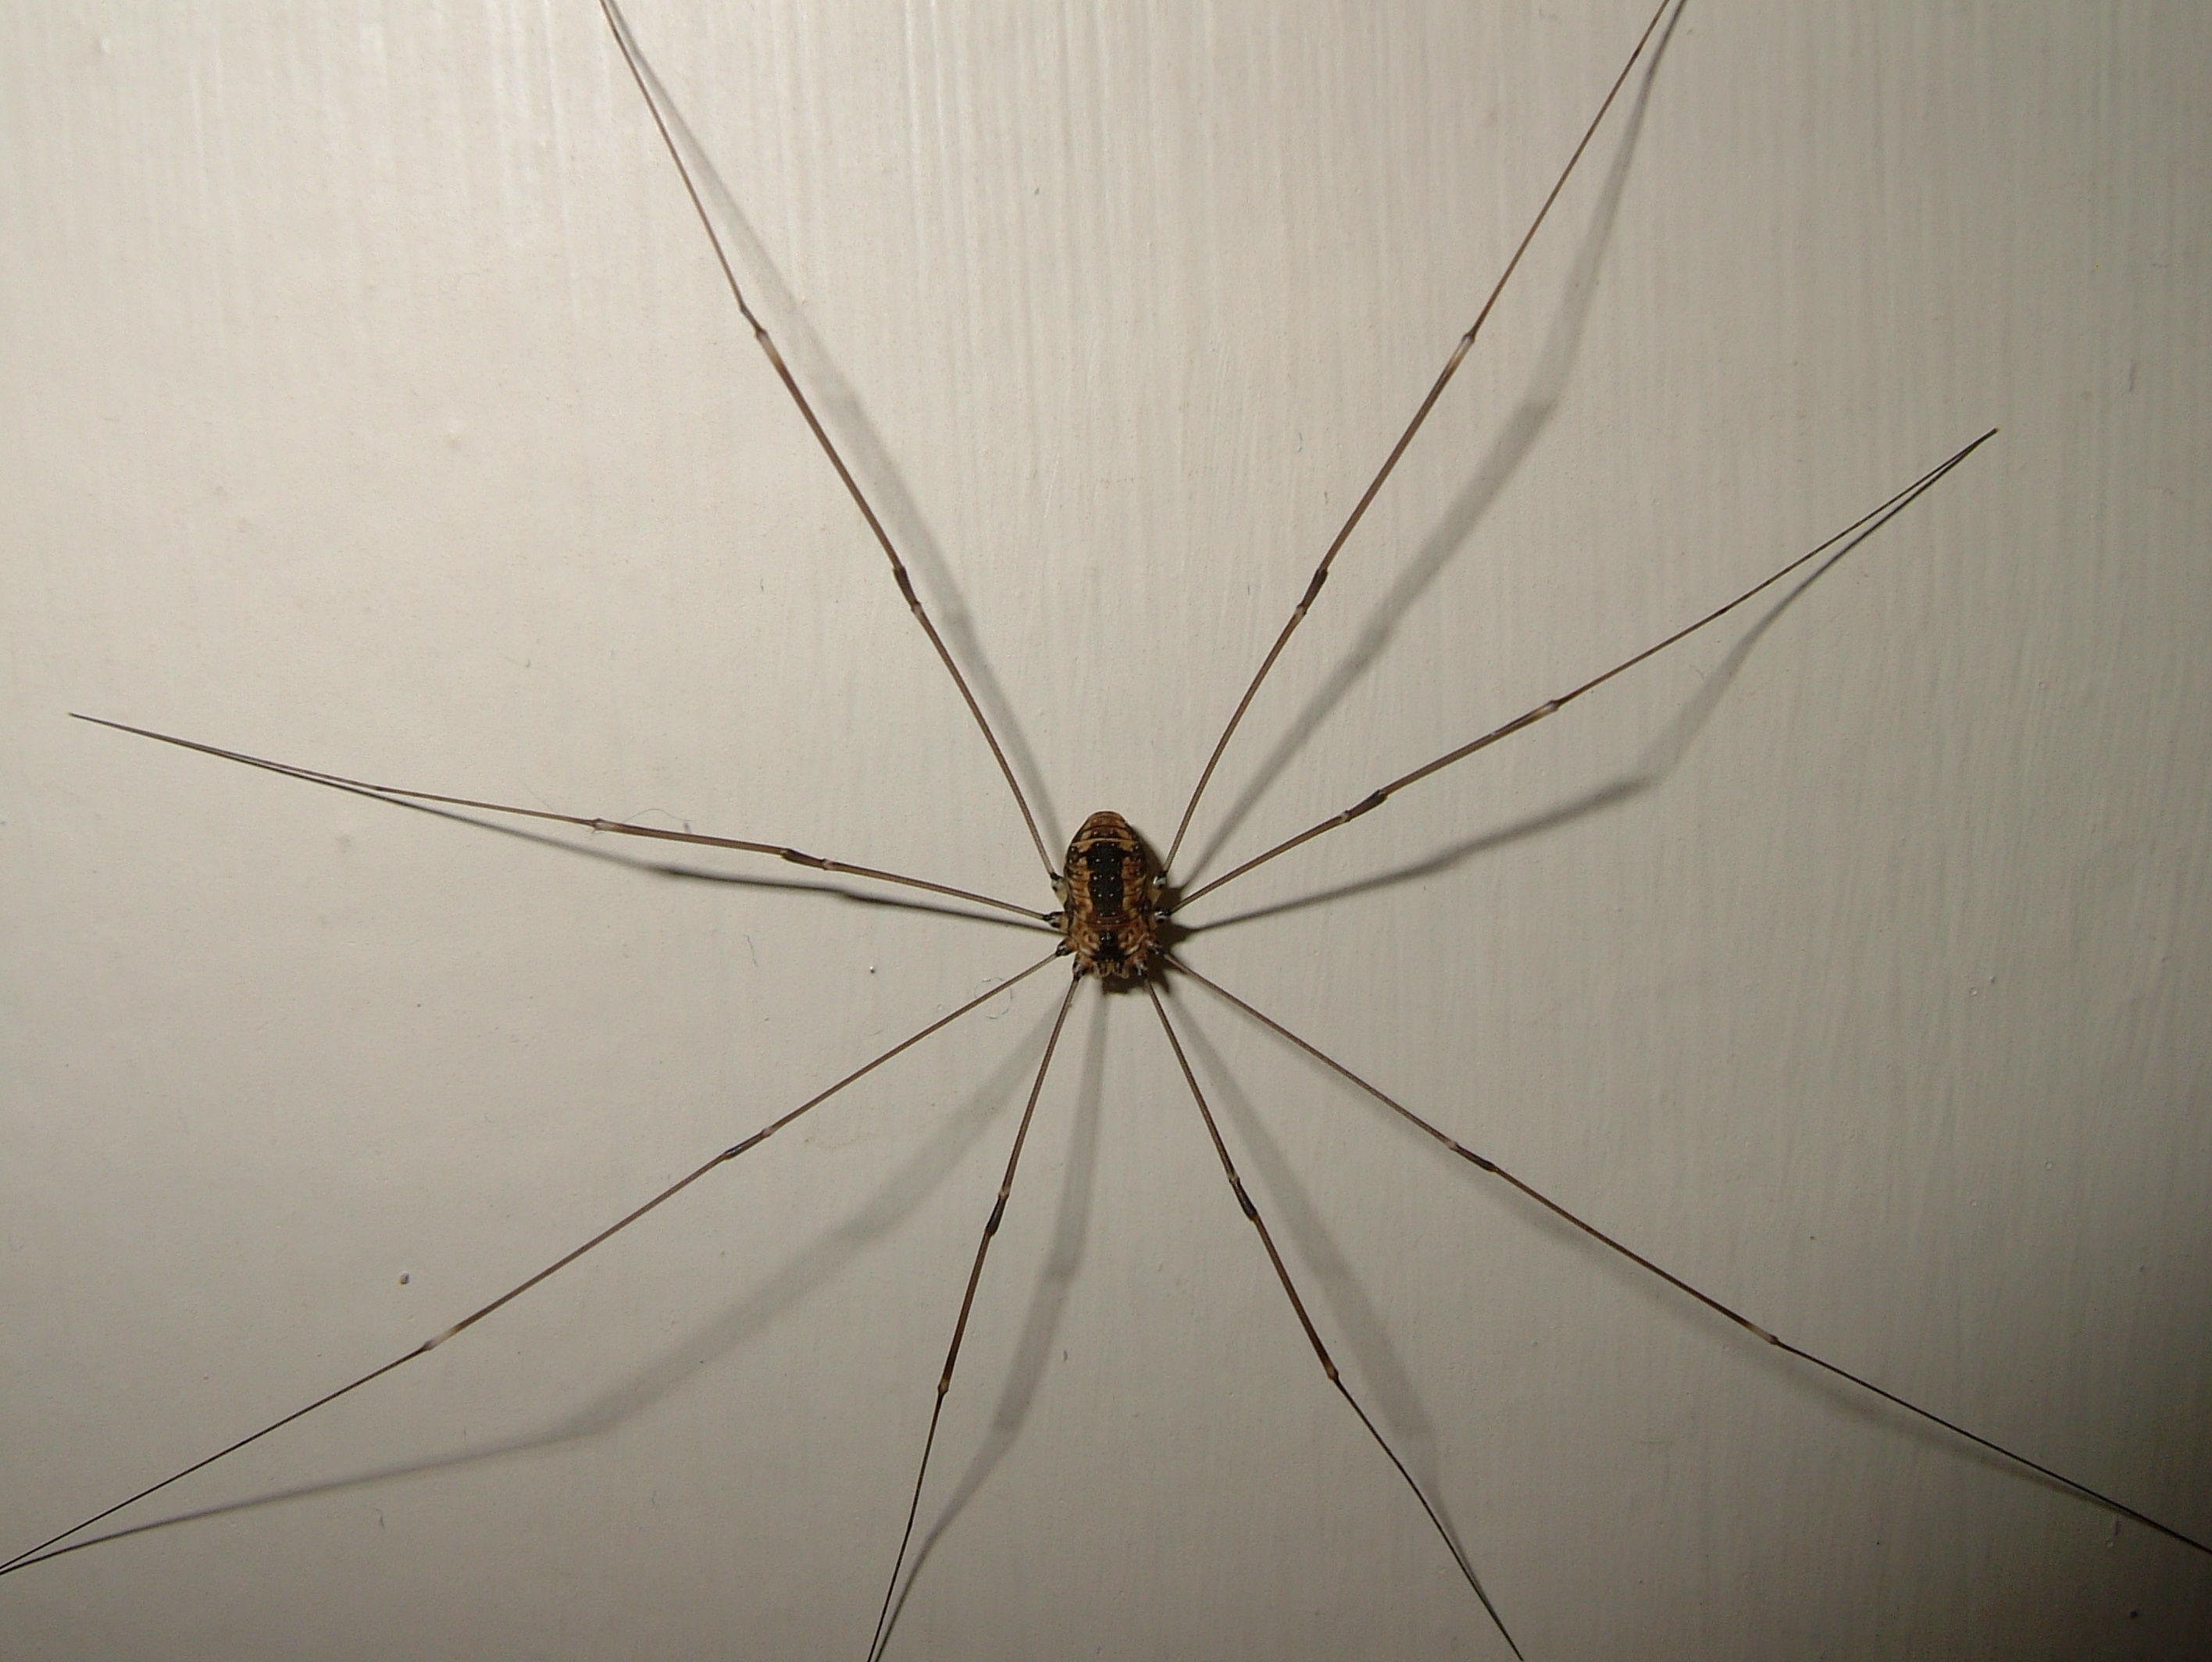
[872,951,1511,1650]
[1183,0,1686,887]
[1189,526,1844,940]
[605,0,1067,853]
[216,761,1056,938]
[872,983,1110,1650]
[16,986,1069,1575]
[1187,936,2135,1563]
[1172,992,1472,1551]
[871,968,1468,1655]
[1165,526,2135,1567]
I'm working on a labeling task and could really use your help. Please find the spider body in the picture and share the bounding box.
[1054,811,1165,982]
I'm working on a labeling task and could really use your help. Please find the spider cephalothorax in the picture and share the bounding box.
[1052,810,1166,982]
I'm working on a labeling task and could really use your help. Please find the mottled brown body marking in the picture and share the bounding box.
[1054,811,1164,982]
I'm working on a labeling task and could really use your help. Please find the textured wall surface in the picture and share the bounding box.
[5,3,2208,1657]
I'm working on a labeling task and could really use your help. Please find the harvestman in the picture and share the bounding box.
[10,1,2210,1657]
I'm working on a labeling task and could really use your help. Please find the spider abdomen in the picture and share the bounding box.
[1055,810,1163,981]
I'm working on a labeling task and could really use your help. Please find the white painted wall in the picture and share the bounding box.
[4,2,2207,1657]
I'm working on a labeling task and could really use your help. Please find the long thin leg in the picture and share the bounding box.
[1165,0,1683,876]
[1143,980,1525,1661]
[1168,953,2212,1560]
[0,948,1063,1580]
[1174,430,1996,915]
[72,715,1052,926]
[595,0,1054,879]
[866,971,1083,1662]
